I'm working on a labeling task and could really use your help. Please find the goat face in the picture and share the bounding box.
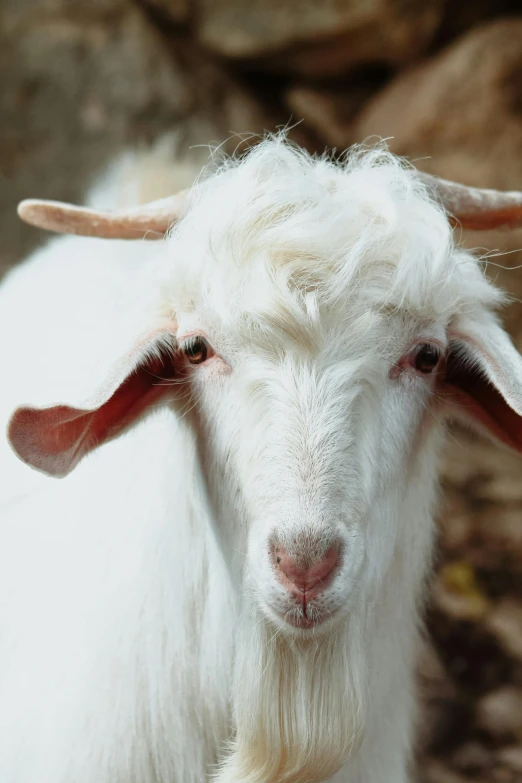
[157,146,456,636]
[171,296,449,633]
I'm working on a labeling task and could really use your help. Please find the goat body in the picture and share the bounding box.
[2,140,522,783]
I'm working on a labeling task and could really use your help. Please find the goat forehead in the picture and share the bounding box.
[167,247,449,351]
[176,280,433,363]
[164,141,501,335]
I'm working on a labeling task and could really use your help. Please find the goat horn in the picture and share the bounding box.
[418,172,522,231]
[18,172,522,239]
[17,192,188,240]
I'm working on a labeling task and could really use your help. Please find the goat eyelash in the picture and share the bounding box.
[179,334,217,366]
[179,335,201,353]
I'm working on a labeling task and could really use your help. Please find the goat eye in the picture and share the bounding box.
[412,343,441,374]
[183,337,210,365]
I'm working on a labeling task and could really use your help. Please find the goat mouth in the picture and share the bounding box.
[286,615,324,630]
[282,604,337,630]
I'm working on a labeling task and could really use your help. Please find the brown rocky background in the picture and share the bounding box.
[2,1,522,780]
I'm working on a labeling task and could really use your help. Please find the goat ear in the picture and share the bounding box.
[8,326,181,478]
[440,317,522,452]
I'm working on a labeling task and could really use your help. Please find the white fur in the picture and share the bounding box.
[0,139,511,783]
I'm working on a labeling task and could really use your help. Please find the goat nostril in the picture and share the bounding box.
[273,544,340,597]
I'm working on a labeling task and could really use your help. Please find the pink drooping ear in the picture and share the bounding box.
[440,316,522,452]
[8,327,181,478]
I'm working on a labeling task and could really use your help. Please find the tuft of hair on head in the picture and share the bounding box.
[168,135,503,362]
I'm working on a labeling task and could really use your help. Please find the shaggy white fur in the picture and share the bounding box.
[1,138,521,783]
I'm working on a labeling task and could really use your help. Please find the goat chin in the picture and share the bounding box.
[215,602,367,783]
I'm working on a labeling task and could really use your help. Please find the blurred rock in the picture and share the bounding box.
[286,87,352,148]
[144,0,190,23]
[417,643,462,755]
[355,18,522,185]
[422,759,474,783]
[285,78,381,148]
[0,0,270,274]
[435,504,473,554]
[192,0,445,75]
[487,602,522,663]
[2,0,128,26]
[492,766,518,783]
[450,741,494,775]
[497,746,522,773]
[441,434,522,499]
[476,686,522,739]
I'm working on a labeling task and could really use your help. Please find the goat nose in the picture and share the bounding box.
[273,544,340,600]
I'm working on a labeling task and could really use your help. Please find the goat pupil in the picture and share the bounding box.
[185,339,207,364]
[414,344,439,374]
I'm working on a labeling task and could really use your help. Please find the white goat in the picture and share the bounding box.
[2,139,522,783]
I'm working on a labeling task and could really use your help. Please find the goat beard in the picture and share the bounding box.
[214,599,367,783]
